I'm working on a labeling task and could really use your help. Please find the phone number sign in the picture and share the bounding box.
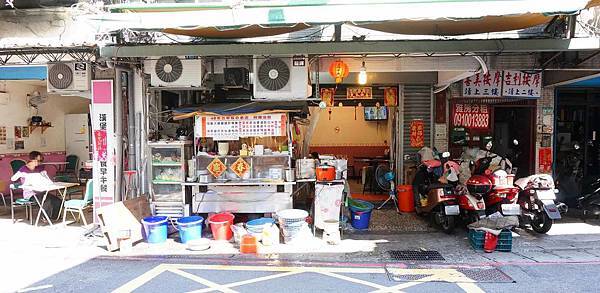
[452,103,490,130]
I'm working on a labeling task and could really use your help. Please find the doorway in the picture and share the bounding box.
[493,106,534,178]
[555,89,600,205]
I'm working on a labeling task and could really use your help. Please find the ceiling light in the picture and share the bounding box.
[358,61,367,85]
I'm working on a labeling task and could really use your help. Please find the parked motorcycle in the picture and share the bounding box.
[443,158,486,225]
[515,174,567,233]
[467,141,521,217]
[413,151,460,234]
[577,176,600,219]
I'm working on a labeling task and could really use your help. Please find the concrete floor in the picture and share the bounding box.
[3,202,600,292]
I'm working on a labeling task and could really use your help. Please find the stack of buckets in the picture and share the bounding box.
[276,209,308,243]
[176,216,204,244]
[142,216,205,244]
[208,212,235,240]
[349,199,375,230]
[142,216,169,243]
[246,217,275,240]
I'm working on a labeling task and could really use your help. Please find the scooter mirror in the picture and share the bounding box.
[512,139,519,146]
[485,141,493,150]
[442,152,450,158]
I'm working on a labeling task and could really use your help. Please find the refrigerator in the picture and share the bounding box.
[65,113,91,168]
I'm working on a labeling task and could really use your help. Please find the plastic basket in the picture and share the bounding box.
[468,229,512,252]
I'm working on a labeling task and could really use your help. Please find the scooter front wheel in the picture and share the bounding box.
[433,212,456,234]
[531,212,553,234]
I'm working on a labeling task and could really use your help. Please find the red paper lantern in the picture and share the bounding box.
[329,60,349,83]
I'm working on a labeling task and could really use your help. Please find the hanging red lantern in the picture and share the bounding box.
[329,60,349,84]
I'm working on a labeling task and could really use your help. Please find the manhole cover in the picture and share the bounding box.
[384,264,515,283]
[387,250,445,261]
[456,267,514,283]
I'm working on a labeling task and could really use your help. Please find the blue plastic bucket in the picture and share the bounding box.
[246,218,275,233]
[176,216,204,244]
[349,200,374,230]
[142,216,168,243]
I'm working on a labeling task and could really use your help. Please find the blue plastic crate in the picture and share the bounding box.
[468,229,513,252]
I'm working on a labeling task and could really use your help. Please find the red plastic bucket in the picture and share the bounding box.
[208,212,235,240]
[397,185,415,213]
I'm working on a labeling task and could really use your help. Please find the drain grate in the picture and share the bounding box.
[384,265,514,283]
[387,250,445,261]
[456,267,514,283]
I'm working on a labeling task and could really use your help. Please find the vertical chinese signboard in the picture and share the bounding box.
[502,70,542,98]
[91,80,115,223]
[462,70,503,97]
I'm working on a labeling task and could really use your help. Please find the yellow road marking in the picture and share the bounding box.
[186,271,305,293]
[162,263,385,274]
[371,275,440,292]
[112,264,168,293]
[114,263,486,293]
[168,268,238,293]
[317,271,389,290]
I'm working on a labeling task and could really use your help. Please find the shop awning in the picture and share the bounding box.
[173,101,309,120]
[91,0,598,37]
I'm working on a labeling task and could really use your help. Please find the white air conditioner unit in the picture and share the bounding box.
[252,56,312,100]
[144,56,203,87]
[47,62,91,93]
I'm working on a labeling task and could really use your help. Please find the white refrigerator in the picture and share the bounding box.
[65,114,91,168]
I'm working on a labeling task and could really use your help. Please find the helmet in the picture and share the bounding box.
[467,175,493,195]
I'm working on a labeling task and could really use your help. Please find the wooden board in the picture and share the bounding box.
[97,196,151,251]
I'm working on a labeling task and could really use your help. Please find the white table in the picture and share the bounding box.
[17,182,79,226]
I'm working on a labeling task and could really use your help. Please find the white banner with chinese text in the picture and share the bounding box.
[502,70,542,98]
[462,70,502,97]
[91,80,115,223]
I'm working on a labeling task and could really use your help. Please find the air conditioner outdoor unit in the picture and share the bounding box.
[223,67,250,90]
[252,56,311,100]
[47,62,91,93]
[144,56,203,87]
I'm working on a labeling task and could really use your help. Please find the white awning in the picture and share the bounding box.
[85,0,597,37]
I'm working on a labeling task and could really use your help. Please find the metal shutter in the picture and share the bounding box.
[402,84,433,155]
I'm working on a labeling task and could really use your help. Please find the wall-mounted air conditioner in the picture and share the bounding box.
[47,62,91,93]
[144,56,203,87]
[252,56,311,100]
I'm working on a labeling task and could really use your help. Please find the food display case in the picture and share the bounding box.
[148,140,193,218]
[187,112,295,214]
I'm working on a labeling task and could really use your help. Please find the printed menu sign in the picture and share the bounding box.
[195,113,287,139]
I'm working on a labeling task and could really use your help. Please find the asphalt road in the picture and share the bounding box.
[18,255,600,293]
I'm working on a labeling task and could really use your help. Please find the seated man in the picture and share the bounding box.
[10,151,62,220]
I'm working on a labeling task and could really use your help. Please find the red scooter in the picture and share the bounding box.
[441,158,486,225]
[466,142,521,217]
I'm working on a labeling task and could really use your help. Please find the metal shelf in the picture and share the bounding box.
[152,162,182,167]
[152,180,182,185]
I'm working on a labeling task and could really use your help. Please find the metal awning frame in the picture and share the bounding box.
[0,46,97,65]
[100,38,600,58]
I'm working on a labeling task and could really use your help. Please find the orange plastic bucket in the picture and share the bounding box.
[240,234,257,254]
[208,212,235,240]
[397,185,415,212]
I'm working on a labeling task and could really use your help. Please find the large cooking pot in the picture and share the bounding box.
[316,165,336,181]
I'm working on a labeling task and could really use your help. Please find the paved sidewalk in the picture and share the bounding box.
[3,205,600,292]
